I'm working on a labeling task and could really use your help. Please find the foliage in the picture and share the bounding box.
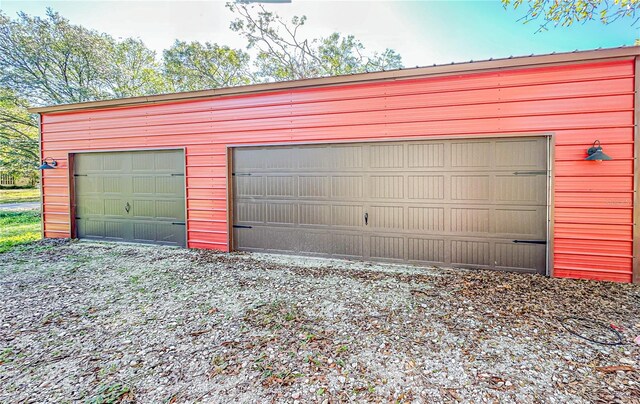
[318,33,402,76]
[0,89,38,175]
[502,0,640,31]
[86,383,132,404]
[227,2,403,81]
[0,347,16,364]
[163,40,253,92]
[0,9,173,103]
[0,188,40,204]
[0,184,36,189]
[0,10,112,105]
[0,210,41,253]
[0,9,167,175]
[105,38,167,98]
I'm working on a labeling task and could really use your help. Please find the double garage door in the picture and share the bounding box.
[233,137,548,274]
[74,150,186,247]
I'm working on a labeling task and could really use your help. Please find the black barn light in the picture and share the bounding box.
[585,140,612,161]
[38,157,58,170]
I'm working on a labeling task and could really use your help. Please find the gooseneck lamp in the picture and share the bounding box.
[38,157,58,170]
[585,140,612,162]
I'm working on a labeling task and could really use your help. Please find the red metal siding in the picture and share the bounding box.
[40,59,636,282]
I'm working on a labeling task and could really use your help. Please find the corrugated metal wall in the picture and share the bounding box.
[40,59,636,282]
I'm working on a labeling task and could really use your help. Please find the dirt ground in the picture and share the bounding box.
[1,240,639,403]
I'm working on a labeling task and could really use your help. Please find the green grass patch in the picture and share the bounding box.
[0,188,40,204]
[86,382,132,404]
[0,347,16,364]
[0,210,41,253]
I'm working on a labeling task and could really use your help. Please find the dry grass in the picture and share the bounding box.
[0,188,40,204]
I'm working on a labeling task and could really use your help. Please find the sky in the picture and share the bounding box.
[0,0,636,67]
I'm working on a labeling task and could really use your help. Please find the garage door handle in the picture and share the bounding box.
[512,240,546,244]
[125,202,130,213]
[364,212,368,226]
[513,171,547,175]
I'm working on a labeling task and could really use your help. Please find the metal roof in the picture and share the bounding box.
[29,45,640,114]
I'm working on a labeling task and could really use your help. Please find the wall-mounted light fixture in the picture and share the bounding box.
[585,140,612,161]
[38,157,58,170]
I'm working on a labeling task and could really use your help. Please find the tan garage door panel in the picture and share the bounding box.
[233,137,547,273]
[74,150,186,247]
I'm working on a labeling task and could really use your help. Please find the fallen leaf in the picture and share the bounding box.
[410,289,435,298]
[490,376,505,384]
[445,388,461,400]
[595,365,635,373]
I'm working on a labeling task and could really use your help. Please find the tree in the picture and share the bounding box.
[0,89,38,176]
[318,33,402,76]
[0,9,165,175]
[0,10,103,175]
[105,38,167,98]
[502,0,640,31]
[163,40,253,92]
[0,9,114,105]
[227,2,403,81]
[0,9,174,174]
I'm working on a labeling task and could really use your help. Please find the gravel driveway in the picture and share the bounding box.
[1,240,639,403]
[0,202,39,211]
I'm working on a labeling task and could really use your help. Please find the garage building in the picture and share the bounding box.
[31,47,639,283]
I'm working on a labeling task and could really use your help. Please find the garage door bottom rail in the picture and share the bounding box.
[234,226,547,274]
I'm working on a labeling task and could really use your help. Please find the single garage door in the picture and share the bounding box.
[74,150,186,246]
[232,137,548,274]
